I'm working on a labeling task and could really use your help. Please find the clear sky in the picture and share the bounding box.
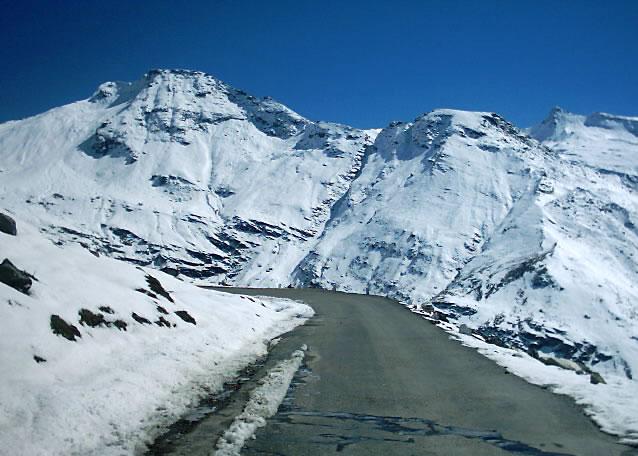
[1,0,636,128]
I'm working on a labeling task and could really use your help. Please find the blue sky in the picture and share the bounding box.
[1,0,636,128]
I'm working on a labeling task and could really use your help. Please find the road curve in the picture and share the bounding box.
[220,288,635,456]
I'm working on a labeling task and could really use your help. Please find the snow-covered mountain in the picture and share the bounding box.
[435,108,638,377]
[0,69,373,281]
[1,69,637,441]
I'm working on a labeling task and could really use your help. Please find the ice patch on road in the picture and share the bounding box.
[214,345,307,456]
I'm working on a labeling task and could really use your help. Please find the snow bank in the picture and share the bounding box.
[0,215,313,456]
[444,325,638,445]
[214,345,306,456]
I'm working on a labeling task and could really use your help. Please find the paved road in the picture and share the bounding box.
[151,288,637,456]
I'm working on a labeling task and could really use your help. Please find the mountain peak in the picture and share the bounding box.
[88,68,236,108]
[529,106,582,142]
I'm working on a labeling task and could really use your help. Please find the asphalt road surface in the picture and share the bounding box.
[151,288,638,456]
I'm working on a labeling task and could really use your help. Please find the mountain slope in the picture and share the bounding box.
[0,69,373,282]
[430,108,638,409]
[291,110,544,300]
[0,213,312,455]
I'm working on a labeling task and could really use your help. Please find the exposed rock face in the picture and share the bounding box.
[174,310,196,325]
[0,213,17,236]
[78,309,109,327]
[458,324,472,336]
[590,372,606,385]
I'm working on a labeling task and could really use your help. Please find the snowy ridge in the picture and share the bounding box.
[424,108,638,442]
[1,70,637,442]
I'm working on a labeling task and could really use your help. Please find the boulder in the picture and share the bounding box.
[50,315,81,341]
[145,274,174,302]
[0,213,17,236]
[112,320,127,331]
[132,312,152,325]
[0,259,32,294]
[175,310,196,325]
[78,309,108,327]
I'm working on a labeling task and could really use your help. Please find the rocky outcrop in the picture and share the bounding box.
[0,213,17,236]
[0,259,32,294]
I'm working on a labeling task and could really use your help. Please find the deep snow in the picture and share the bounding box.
[0,214,312,455]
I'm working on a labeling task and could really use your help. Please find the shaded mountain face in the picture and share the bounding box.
[0,71,636,387]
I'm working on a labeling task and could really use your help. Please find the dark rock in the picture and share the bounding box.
[110,227,145,246]
[214,187,235,198]
[431,301,477,317]
[175,310,196,325]
[50,315,81,341]
[531,265,558,289]
[590,372,606,385]
[79,309,108,327]
[146,274,174,302]
[0,213,17,236]
[112,320,127,331]
[161,266,179,277]
[99,306,115,314]
[136,288,158,299]
[432,311,449,322]
[155,316,172,327]
[156,305,168,315]
[132,312,152,325]
[0,259,33,294]
[33,355,47,363]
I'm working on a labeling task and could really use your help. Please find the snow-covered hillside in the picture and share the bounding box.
[439,108,638,375]
[1,69,637,442]
[0,69,373,282]
[0,212,312,455]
